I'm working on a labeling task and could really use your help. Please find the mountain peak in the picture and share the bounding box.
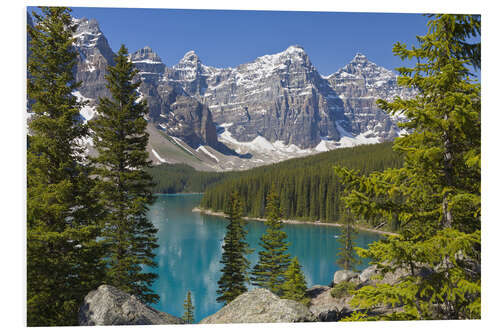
[180,50,200,63]
[73,17,101,33]
[131,46,163,64]
[352,53,368,62]
[72,17,104,49]
[285,45,305,53]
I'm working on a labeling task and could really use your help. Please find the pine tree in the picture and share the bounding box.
[336,210,361,271]
[251,189,291,296]
[282,257,309,305]
[216,192,252,304]
[27,7,106,326]
[182,290,195,324]
[90,45,159,304]
[335,15,481,320]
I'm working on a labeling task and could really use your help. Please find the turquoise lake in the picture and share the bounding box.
[145,194,382,323]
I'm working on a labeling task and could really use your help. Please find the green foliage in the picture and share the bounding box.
[282,257,310,305]
[251,189,291,296]
[201,142,403,230]
[182,290,195,324]
[330,281,357,299]
[147,163,235,193]
[216,192,252,304]
[27,7,106,326]
[350,229,480,320]
[336,211,362,271]
[336,15,481,320]
[89,45,159,304]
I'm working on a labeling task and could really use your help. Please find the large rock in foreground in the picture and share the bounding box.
[333,270,358,285]
[306,285,355,321]
[79,285,184,326]
[200,288,315,324]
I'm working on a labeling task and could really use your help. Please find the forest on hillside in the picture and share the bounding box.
[147,163,235,193]
[198,142,403,230]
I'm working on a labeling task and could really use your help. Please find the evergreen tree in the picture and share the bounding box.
[27,7,106,326]
[251,189,291,296]
[90,45,159,304]
[216,192,252,304]
[282,257,309,305]
[182,290,195,324]
[336,210,361,271]
[336,15,481,320]
[199,142,403,229]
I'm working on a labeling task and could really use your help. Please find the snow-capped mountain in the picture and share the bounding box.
[326,53,414,140]
[165,46,415,152]
[72,18,115,100]
[27,14,416,171]
[166,45,345,149]
[130,47,219,149]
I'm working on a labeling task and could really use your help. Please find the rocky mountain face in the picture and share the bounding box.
[326,53,414,140]
[72,18,115,100]
[28,13,416,170]
[131,47,218,148]
[64,17,219,149]
[166,46,345,149]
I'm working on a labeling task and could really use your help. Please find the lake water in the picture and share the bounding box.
[145,194,382,323]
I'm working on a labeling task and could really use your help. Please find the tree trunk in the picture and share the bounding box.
[442,121,454,229]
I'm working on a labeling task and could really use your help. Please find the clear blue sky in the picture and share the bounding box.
[30,7,432,75]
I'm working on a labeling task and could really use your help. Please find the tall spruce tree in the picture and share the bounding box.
[27,7,106,326]
[182,290,195,324]
[251,189,291,296]
[335,15,481,320]
[216,192,252,304]
[336,210,361,271]
[282,257,309,305]
[90,45,159,304]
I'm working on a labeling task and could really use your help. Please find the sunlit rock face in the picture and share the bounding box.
[326,53,416,141]
[166,47,416,150]
[29,14,417,168]
[72,18,116,100]
[166,46,345,149]
[67,19,219,149]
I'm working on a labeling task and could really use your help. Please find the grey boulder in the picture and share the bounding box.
[333,270,358,285]
[359,265,379,284]
[306,285,354,321]
[78,285,184,326]
[200,288,315,324]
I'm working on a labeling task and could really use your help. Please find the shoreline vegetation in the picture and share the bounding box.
[192,207,398,236]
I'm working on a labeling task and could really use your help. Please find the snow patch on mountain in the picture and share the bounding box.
[152,149,167,163]
[72,91,96,122]
[196,145,219,162]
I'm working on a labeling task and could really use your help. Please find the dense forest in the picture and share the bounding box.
[198,142,403,229]
[147,163,236,193]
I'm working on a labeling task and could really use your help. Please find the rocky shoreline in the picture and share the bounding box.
[192,207,398,236]
[79,264,409,325]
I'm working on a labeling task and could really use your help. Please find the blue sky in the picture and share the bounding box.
[34,7,431,76]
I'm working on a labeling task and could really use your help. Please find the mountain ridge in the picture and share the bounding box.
[27,13,416,171]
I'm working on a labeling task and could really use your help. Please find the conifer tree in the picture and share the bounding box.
[182,290,195,324]
[335,15,481,320]
[90,45,159,304]
[251,189,291,296]
[216,192,252,304]
[336,210,361,271]
[282,257,309,305]
[27,7,106,326]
